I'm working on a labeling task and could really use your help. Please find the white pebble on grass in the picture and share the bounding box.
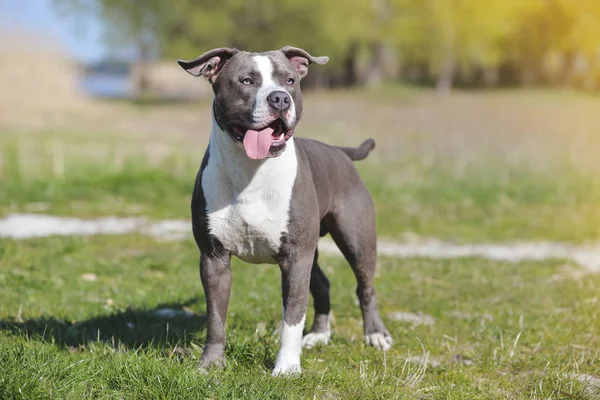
[571,374,600,396]
[389,311,435,327]
[80,273,97,282]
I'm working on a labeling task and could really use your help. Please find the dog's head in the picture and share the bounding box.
[178,47,328,160]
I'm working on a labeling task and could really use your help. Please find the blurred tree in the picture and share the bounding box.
[163,0,375,87]
[390,0,539,93]
[53,0,167,95]
[54,0,383,88]
[511,0,600,89]
[53,0,600,91]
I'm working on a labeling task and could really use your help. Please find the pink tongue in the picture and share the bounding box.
[243,127,274,160]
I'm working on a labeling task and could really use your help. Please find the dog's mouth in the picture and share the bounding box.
[230,119,294,160]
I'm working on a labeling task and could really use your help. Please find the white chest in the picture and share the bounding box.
[202,135,298,264]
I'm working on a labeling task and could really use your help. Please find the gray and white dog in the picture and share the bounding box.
[178,46,392,375]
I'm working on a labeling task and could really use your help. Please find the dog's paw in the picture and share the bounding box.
[365,332,393,351]
[272,362,301,376]
[302,332,330,349]
[198,345,226,371]
[198,357,226,371]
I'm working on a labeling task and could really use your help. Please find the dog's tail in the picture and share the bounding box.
[335,138,376,161]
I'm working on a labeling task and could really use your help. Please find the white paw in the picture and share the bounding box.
[272,361,301,376]
[365,333,392,351]
[302,332,330,349]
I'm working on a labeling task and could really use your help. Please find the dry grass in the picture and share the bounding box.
[1,32,598,173]
[3,81,600,176]
[0,29,93,125]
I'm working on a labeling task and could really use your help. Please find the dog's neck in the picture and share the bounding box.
[208,114,297,193]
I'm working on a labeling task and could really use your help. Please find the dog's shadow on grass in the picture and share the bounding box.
[0,297,207,350]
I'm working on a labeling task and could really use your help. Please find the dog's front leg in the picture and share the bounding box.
[272,251,314,376]
[199,251,232,369]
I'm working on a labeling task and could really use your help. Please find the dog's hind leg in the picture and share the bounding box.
[303,249,332,349]
[325,191,392,351]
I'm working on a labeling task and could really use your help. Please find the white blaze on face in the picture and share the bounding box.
[253,55,296,127]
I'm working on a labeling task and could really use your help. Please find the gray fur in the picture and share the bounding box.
[308,249,331,332]
[182,47,391,372]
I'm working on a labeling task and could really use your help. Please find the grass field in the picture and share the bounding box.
[2,235,600,399]
[2,88,600,242]
[1,87,600,398]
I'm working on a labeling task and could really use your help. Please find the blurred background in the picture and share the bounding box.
[3,4,600,396]
[1,0,599,241]
[4,0,600,98]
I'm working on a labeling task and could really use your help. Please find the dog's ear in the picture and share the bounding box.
[177,48,239,83]
[279,46,329,80]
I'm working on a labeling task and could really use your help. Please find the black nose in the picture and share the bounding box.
[267,91,291,111]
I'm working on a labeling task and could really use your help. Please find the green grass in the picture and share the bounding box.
[2,87,600,242]
[1,235,599,399]
[2,88,600,398]
[2,138,600,242]
[0,140,196,219]
[359,160,600,242]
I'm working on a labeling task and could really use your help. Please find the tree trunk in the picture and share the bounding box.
[133,37,153,97]
[436,56,455,94]
[483,66,499,87]
[343,41,360,86]
[584,57,597,91]
[365,41,385,87]
[134,61,150,97]
[520,67,536,87]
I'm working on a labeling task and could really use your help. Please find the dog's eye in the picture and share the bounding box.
[287,78,295,85]
[241,78,253,85]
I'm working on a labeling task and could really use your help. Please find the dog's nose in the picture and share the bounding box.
[267,91,291,111]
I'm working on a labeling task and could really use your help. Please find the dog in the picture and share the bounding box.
[178,46,392,375]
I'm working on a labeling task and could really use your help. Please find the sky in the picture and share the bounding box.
[0,0,107,62]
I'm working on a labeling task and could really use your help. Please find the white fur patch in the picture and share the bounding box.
[201,118,298,264]
[365,332,392,351]
[253,55,296,127]
[273,314,305,376]
[302,332,330,349]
